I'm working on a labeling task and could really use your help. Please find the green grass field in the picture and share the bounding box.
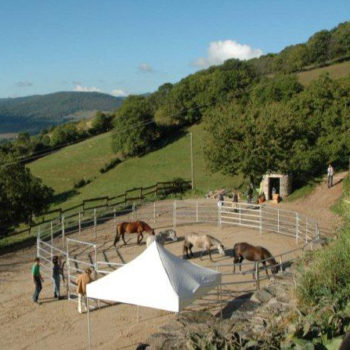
[29,124,243,211]
[297,60,350,85]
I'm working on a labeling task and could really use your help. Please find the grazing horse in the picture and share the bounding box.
[113,221,154,246]
[146,229,178,247]
[233,242,279,278]
[183,233,225,261]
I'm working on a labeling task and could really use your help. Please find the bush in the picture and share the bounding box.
[99,158,121,173]
[73,177,91,189]
[157,177,190,199]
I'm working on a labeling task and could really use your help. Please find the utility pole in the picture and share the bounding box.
[190,132,194,190]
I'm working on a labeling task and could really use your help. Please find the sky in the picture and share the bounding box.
[1,0,350,98]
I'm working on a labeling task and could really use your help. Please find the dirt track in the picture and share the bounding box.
[0,175,345,350]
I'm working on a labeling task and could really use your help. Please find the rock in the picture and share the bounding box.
[251,289,274,304]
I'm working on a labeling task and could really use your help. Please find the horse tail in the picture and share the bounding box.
[114,224,122,246]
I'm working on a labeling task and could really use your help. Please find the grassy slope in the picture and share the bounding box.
[29,124,242,211]
[297,60,350,85]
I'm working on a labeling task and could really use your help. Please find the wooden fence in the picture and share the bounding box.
[7,179,191,238]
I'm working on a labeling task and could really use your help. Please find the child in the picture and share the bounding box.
[32,257,44,303]
[52,256,65,300]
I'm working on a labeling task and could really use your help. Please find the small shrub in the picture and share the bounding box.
[74,177,91,189]
[99,158,121,174]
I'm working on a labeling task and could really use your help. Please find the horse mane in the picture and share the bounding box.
[206,234,223,246]
[258,246,277,263]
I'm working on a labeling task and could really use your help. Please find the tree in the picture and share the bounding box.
[307,30,332,64]
[90,111,114,134]
[112,96,158,157]
[0,153,54,232]
[204,74,350,185]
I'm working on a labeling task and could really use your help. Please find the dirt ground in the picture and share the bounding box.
[1,173,346,350]
[0,219,301,350]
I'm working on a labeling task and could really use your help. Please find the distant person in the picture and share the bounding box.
[32,257,44,304]
[232,191,238,203]
[52,256,65,300]
[272,187,277,196]
[247,185,253,204]
[217,192,224,208]
[327,163,334,188]
[232,191,239,212]
[76,267,93,313]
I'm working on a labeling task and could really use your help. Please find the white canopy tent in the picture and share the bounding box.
[85,242,221,348]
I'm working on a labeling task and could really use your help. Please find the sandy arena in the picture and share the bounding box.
[0,203,303,350]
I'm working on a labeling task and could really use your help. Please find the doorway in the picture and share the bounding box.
[268,177,280,200]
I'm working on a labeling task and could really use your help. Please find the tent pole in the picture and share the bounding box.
[87,297,91,350]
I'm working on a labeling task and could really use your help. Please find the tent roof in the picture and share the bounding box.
[86,242,221,312]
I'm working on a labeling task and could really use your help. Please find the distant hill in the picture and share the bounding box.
[0,91,124,134]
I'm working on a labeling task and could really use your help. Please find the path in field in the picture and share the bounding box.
[279,171,348,236]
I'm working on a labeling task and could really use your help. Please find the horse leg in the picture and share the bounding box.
[122,233,127,246]
[208,248,213,262]
[239,256,243,272]
[183,244,189,259]
[113,229,120,246]
[263,261,269,278]
[188,243,194,258]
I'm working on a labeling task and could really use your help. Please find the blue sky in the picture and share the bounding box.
[1,0,350,98]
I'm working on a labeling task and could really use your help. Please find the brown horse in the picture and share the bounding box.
[233,242,279,277]
[113,221,155,246]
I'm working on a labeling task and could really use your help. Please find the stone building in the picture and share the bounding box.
[260,174,292,200]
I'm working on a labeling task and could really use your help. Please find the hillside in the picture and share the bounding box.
[297,60,350,85]
[28,124,242,211]
[0,91,124,134]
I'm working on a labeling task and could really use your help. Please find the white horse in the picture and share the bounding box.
[183,233,225,261]
[146,229,178,247]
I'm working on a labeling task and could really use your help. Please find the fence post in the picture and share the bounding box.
[173,200,177,228]
[132,203,136,220]
[277,209,280,233]
[279,256,283,274]
[153,202,156,224]
[66,240,70,301]
[255,262,260,290]
[259,205,262,235]
[217,203,221,226]
[196,200,199,223]
[50,221,53,265]
[78,212,81,234]
[37,226,41,257]
[61,215,65,246]
[239,203,241,225]
[113,207,117,231]
[295,213,299,243]
[94,209,97,238]
[316,223,320,240]
[50,221,53,246]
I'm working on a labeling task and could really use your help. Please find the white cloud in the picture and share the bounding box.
[74,84,101,92]
[15,81,33,87]
[194,40,263,68]
[111,89,128,97]
[138,63,153,73]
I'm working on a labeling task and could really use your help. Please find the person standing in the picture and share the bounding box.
[52,256,65,300]
[247,185,253,204]
[76,267,93,313]
[217,192,224,208]
[32,257,44,304]
[327,164,334,188]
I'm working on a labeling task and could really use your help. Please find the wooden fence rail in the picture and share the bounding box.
[7,179,191,238]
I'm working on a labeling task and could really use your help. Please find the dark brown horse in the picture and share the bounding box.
[233,242,279,278]
[113,221,155,246]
